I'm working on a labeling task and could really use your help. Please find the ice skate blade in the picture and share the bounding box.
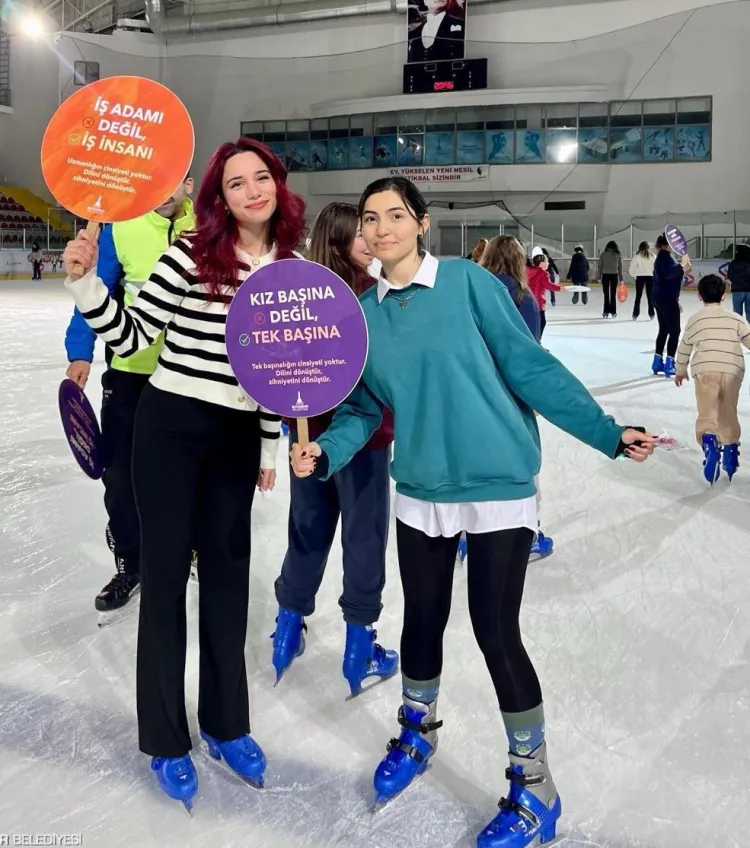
[528,551,553,564]
[182,799,194,816]
[97,599,139,629]
[201,749,265,790]
[371,765,429,813]
[344,670,398,702]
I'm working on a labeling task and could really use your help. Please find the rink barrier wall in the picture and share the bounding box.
[0,249,63,279]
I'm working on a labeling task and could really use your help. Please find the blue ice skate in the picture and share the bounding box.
[271,608,306,685]
[722,443,739,481]
[702,434,722,484]
[529,531,554,562]
[343,623,399,700]
[200,730,267,788]
[281,421,289,437]
[477,743,561,848]
[663,356,676,378]
[150,754,198,814]
[457,536,468,564]
[651,354,664,375]
[373,698,441,809]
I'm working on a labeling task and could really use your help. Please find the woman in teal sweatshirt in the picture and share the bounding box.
[290,177,656,848]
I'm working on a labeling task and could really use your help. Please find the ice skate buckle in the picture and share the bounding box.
[498,797,540,830]
[505,767,545,787]
[386,738,427,762]
[397,706,443,734]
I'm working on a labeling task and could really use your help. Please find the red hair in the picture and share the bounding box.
[191,137,306,300]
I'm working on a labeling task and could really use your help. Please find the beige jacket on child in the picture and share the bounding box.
[675,303,750,378]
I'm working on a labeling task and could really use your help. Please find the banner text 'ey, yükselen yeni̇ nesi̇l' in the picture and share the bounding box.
[40,75,194,223]
[226,260,369,420]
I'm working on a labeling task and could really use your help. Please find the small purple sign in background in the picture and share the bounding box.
[226,259,369,418]
[665,224,688,256]
[58,379,104,479]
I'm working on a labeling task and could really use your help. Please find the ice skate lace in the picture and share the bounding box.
[103,572,139,599]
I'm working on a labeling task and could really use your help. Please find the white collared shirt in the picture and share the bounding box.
[421,10,446,49]
[376,252,539,538]
[376,251,439,303]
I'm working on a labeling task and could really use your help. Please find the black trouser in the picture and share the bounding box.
[275,441,390,625]
[100,369,150,576]
[654,294,681,358]
[572,290,588,305]
[32,261,42,280]
[396,522,541,713]
[132,384,260,757]
[602,274,618,316]
[633,276,654,319]
[539,310,547,339]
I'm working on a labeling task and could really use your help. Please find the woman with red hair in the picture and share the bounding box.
[62,138,305,810]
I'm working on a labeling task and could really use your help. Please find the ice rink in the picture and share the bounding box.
[1,280,749,848]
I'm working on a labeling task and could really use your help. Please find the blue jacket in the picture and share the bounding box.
[653,250,684,300]
[64,225,122,362]
[496,273,541,341]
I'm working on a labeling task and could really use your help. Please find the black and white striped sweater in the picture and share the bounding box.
[65,237,282,469]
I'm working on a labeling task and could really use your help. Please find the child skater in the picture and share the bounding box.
[272,202,398,696]
[675,273,750,483]
[527,252,561,339]
[290,176,656,848]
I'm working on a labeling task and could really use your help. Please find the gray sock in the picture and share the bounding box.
[401,675,440,705]
[502,703,545,757]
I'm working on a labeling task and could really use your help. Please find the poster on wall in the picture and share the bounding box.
[677,126,710,161]
[486,130,513,163]
[407,0,467,64]
[644,128,674,161]
[387,164,488,183]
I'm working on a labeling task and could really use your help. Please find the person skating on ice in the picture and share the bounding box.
[596,241,623,319]
[652,233,691,377]
[61,138,305,811]
[271,202,398,696]
[674,273,750,483]
[526,251,560,340]
[629,241,656,321]
[480,236,553,560]
[290,176,657,848]
[566,245,590,305]
[63,176,195,620]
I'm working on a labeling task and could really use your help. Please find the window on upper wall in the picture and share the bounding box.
[0,30,9,107]
[241,121,263,140]
[515,105,545,163]
[578,103,608,164]
[241,97,712,171]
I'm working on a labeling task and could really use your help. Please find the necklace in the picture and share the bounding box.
[389,286,423,309]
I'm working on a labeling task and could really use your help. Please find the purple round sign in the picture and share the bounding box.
[58,379,104,479]
[226,259,369,417]
[665,224,688,256]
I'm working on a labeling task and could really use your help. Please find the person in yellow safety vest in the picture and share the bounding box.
[64,177,195,619]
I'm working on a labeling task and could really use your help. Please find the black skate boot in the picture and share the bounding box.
[95,568,140,612]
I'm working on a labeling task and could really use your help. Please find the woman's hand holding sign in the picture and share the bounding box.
[63,230,99,282]
[291,442,322,477]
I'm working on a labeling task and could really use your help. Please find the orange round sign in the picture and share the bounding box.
[41,76,194,223]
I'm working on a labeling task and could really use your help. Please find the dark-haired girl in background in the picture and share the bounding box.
[291,176,656,847]
[652,232,691,378]
[271,202,398,696]
[597,240,623,318]
[62,138,305,809]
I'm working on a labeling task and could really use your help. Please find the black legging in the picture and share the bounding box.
[602,274,619,315]
[654,295,681,358]
[633,276,654,319]
[396,521,541,713]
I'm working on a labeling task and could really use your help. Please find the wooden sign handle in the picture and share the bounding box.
[297,417,309,446]
[71,220,101,278]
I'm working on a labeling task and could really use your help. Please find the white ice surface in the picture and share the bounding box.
[1,282,749,848]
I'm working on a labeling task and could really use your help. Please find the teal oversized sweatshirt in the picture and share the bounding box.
[316,258,625,503]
